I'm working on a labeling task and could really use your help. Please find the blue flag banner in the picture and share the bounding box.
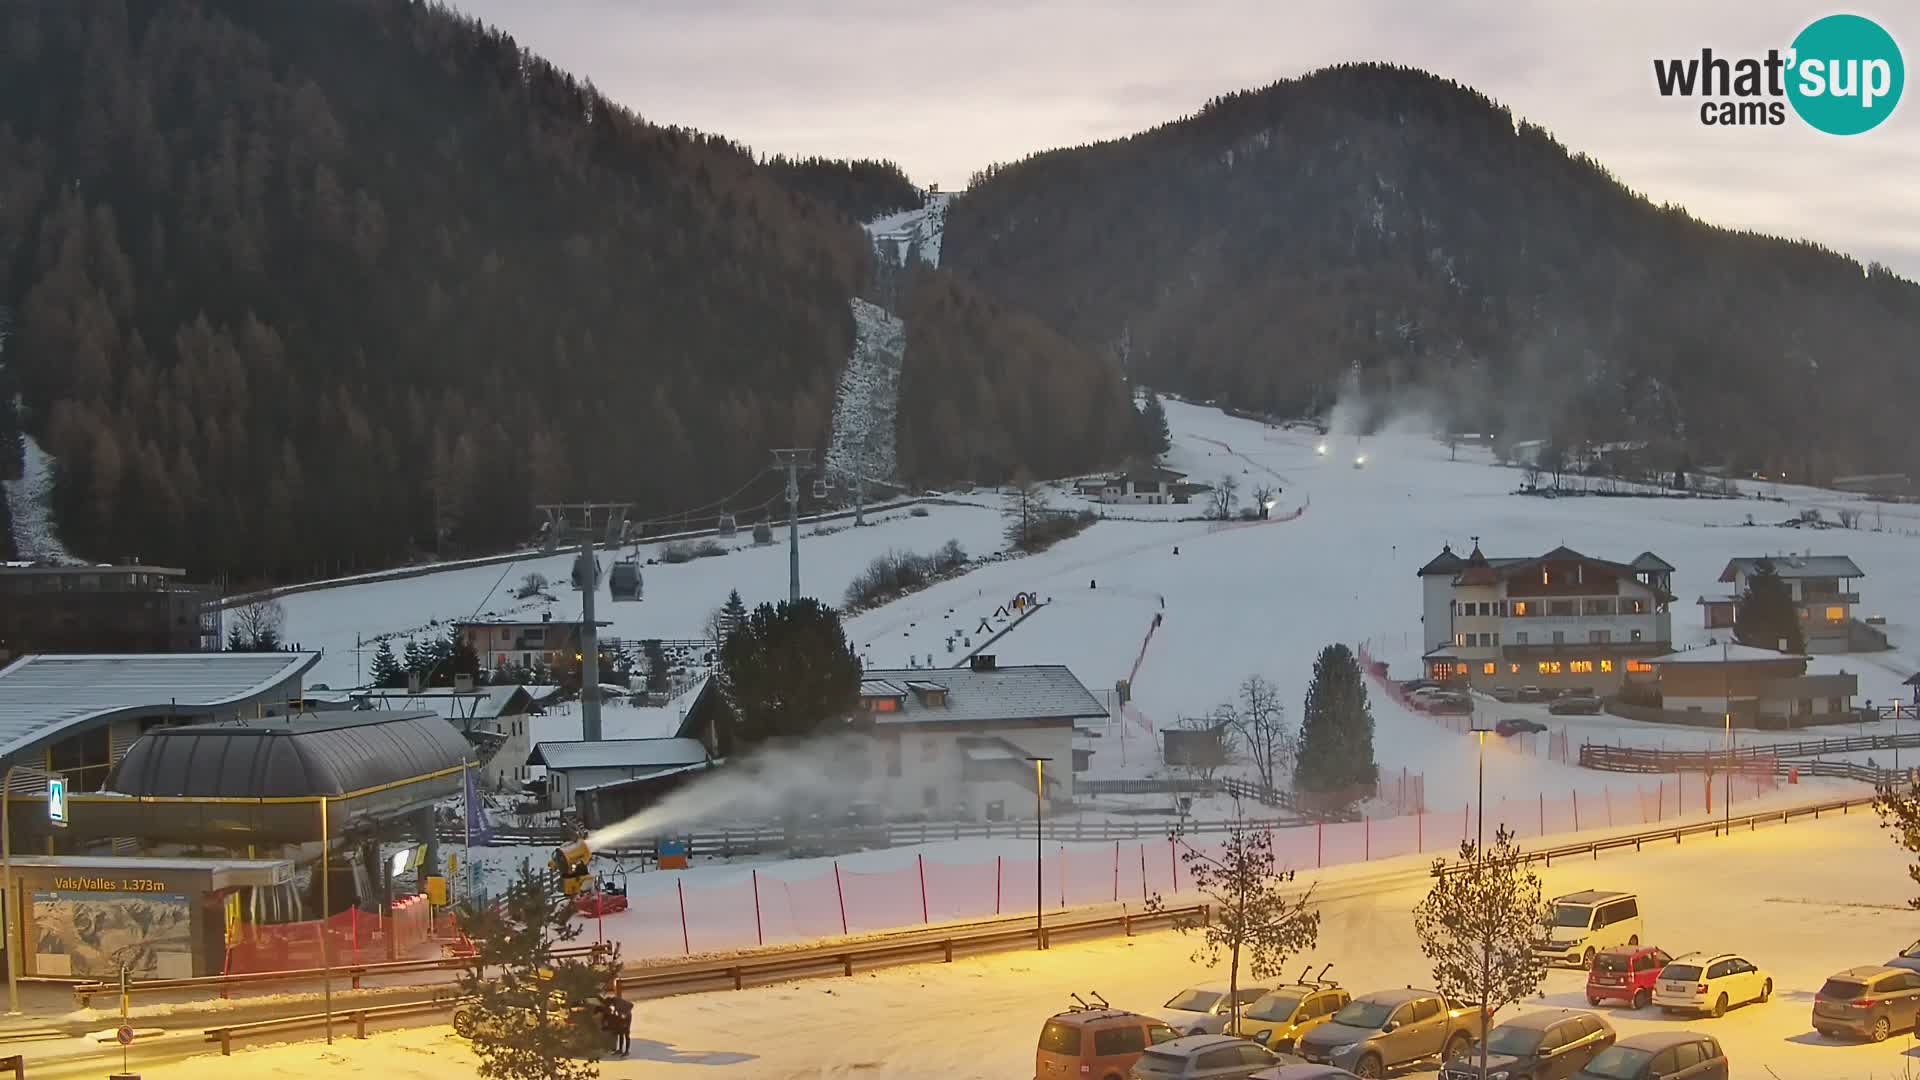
[465,767,493,847]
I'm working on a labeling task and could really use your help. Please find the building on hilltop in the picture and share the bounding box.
[0,561,222,663]
[1701,555,1887,653]
[1416,541,1674,694]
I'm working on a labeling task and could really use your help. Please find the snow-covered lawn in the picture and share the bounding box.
[131,810,1920,1080]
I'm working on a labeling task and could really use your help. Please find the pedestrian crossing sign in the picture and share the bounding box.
[47,777,67,827]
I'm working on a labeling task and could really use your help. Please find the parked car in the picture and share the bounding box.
[1250,1067,1361,1080]
[1128,1034,1296,1079]
[1295,989,1488,1078]
[1517,685,1546,702]
[1486,686,1520,703]
[1400,679,1442,694]
[1426,694,1474,715]
[1653,953,1772,1018]
[1440,1008,1614,1080]
[1496,718,1549,737]
[1039,1000,1182,1080]
[1535,891,1643,970]
[1548,696,1602,716]
[1586,946,1674,1009]
[1884,939,1920,973]
[1811,965,1920,1042]
[1162,983,1275,1035]
[1573,1031,1726,1080]
[1227,977,1352,1053]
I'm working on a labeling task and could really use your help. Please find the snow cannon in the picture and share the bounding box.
[1353,453,1368,469]
[550,840,594,897]
[1316,442,1328,457]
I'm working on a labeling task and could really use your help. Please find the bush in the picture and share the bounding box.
[660,539,727,564]
[1018,509,1098,552]
[844,541,969,610]
[910,506,930,517]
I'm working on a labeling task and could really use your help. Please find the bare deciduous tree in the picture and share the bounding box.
[515,571,550,599]
[1838,508,1862,530]
[1149,824,1321,1037]
[1002,472,1051,551]
[1250,483,1276,519]
[1169,713,1238,786]
[232,597,287,651]
[1209,473,1240,521]
[1230,674,1294,792]
[1411,826,1550,1080]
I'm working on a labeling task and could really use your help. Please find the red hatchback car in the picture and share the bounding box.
[1587,946,1675,1009]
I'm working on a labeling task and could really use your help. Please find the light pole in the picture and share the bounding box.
[1027,756,1051,950]
[1468,720,1493,855]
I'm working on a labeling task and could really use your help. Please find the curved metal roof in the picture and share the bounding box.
[106,710,471,798]
[0,652,320,764]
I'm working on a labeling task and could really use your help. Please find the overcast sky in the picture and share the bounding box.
[452,0,1920,278]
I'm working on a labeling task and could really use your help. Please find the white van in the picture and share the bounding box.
[1534,890,1642,969]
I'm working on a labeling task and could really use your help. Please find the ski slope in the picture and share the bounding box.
[133,810,1920,1080]
[280,396,1920,815]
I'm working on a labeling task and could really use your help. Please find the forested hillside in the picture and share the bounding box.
[762,155,923,224]
[944,63,1920,481]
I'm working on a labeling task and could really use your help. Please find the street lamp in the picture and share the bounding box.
[1468,720,1494,854]
[1027,756,1052,950]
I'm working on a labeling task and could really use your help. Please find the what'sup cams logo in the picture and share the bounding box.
[1654,13,1904,133]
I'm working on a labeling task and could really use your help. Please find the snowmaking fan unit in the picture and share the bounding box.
[550,839,594,897]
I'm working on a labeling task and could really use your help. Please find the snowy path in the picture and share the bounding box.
[125,811,1920,1079]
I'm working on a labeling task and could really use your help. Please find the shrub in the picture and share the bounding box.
[660,539,727,564]
[844,541,969,610]
[910,506,930,517]
[1018,509,1098,552]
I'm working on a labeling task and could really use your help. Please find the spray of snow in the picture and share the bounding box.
[1319,367,1450,467]
[584,733,873,851]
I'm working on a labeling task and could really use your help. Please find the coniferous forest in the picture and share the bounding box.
[943,64,1920,482]
[0,0,1138,581]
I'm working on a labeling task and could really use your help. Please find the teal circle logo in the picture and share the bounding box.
[1787,14,1904,135]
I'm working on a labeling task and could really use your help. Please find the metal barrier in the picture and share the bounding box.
[74,944,605,1007]
[205,998,458,1055]
[1435,794,1875,877]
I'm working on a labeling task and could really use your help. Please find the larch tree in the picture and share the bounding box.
[1411,826,1550,1080]
[1148,823,1321,1037]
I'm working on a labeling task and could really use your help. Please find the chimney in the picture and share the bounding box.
[970,654,997,672]
[542,611,552,623]
[454,674,475,693]
[406,671,424,694]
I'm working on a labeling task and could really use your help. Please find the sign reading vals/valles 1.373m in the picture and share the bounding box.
[50,877,173,893]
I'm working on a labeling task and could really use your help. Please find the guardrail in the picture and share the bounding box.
[1581,731,1920,768]
[1576,744,1907,785]
[193,903,1205,1054]
[1435,794,1875,877]
[205,998,458,1055]
[74,943,606,1007]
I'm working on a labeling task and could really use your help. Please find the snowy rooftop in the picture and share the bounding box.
[1648,643,1808,665]
[1720,555,1865,581]
[4,853,294,888]
[0,652,320,763]
[528,736,709,772]
[860,664,1106,726]
[351,685,534,722]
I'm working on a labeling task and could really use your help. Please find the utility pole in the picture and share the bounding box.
[580,535,602,742]
[771,449,814,602]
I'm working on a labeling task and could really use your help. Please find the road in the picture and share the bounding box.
[32,808,1918,1079]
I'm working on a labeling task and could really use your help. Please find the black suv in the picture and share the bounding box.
[1442,1009,1614,1080]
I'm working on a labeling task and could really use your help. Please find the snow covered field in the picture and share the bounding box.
[133,810,1920,1080]
[281,395,1920,820]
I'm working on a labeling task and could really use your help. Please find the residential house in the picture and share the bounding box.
[853,655,1106,820]
[456,613,612,674]
[1417,542,1674,694]
[1648,642,1857,727]
[0,562,222,663]
[1097,466,1189,505]
[1702,556,1885,653]
[527,736,712,810]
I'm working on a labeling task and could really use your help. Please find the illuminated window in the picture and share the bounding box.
[1537,660,1563,675]
[1509,663,1521,674]
[1455,663,1468,675]
[1512,601,1529,617]
[1483,662,1497,675]
[1599,659,1615,673]
[1626,660,1654,674]
[1569,660,1595,674]
[1542,568,1550,585]
[1826,606,1845,623]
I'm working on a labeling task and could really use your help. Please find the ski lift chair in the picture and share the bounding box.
[811,478,830,500]
[716,512,737,537]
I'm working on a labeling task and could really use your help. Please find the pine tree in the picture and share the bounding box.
[453,864,619,1080]
[443,624,481,686]
[1294,643,1378,797]
[1139,392,1172,457]
[369,640,405,689]
[720,589,748,644]
[1733,558,1805,654]
[719,597,862,744]
[226,625,246,652]
[402,637,426,681]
